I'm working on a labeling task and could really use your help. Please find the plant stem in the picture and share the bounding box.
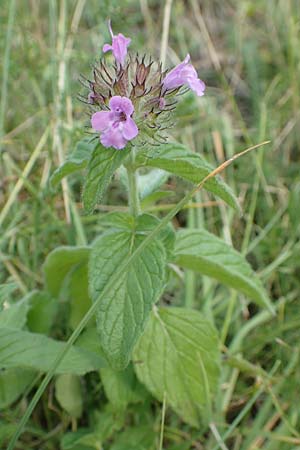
[127,150,141,217]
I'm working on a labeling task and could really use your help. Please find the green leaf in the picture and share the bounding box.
[27,290,57,334]
[100,212,175,259]
[135,142,240,211]
[67,263,93,330]
[110,426,156,450]
[89,229,166,370]
[50,138,97,188]
[0,368,35,410]
[82,145,130,213]
[133,307,220,427]
[174,229,274,312]
[0,296,30,329]
[100,363,146,410]
[0,283,17,311]
[0,327,106,374]
[44,246,90,298]
[55,374,83,418]
[137,169,169,199]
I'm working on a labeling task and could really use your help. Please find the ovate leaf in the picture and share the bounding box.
[44,246,90,297]
[50,138,97,188]
[135,142,240,211]
[174,229,273,312]
[83,145,130,213]
[27,290,57,334]
[0,368,35,409]
[89,230,166,370]
[134,307,220,427]
[68,263,93,330]
[0,327,105,374]
[55,374,83,418]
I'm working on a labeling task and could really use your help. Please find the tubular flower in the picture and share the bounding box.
[91,96,138,150]
[162,54,205,97]
[102,21,131,66]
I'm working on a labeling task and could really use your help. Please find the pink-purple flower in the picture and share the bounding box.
[102,21,131,66]
[91,96,138,150]
[162,54,206,97]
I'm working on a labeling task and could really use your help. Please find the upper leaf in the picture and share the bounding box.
[99,212,175,258]
[82,145,130,213]
[174,229,274,312]
[50,138,98,188]
[135,142,240,211]
[133,307,220,427]
[89,229,166,370]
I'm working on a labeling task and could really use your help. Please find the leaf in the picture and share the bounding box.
[82,145,130,213]
[100,363,146,410]
[99,212,175,259]
[0,283,18,311]
[67,263,93,330]
[0,368,36,410]
[0,296,30,329]
[27,290,58,334]
[89,229,166,370]
[44,246,90,298]
[133,307,220,427]
[0,327,106,374]
[110,426,156,450]
[55,374,83,418]
[173,229,274,312]
[50,138,97,188]
[137,168,169,200]
[135,142,240,211]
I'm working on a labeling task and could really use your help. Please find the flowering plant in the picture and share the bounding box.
[6,21,273,449]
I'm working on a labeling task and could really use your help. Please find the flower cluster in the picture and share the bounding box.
[84,22,205,150]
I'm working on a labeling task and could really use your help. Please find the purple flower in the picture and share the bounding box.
[91,96,138,150]
[162,54,206,97]
[102,21,131,66]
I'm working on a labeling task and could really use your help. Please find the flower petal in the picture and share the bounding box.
[120,97,134,116]
[103,43,112,53]
[122,117,138,140]
[91,111,112,131]
[101,128,127,150]
[109,96,134,116]
[162,54,205,97]
[112,34,131,65]
[109,95,123,112]
[187,77,206,96]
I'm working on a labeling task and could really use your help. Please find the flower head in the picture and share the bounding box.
[162,54,205,97]
[91,96,138,149]
[102,21,131,66]
[82,26,206,149]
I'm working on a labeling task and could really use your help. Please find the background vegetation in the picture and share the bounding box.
[1,0,300,449]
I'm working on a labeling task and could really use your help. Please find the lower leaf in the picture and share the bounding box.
[133,307,220,427]
[89,230,166,370]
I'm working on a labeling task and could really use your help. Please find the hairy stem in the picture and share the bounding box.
[127,150,141,217]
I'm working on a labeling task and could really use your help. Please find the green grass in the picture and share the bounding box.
[1,0,300,449]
